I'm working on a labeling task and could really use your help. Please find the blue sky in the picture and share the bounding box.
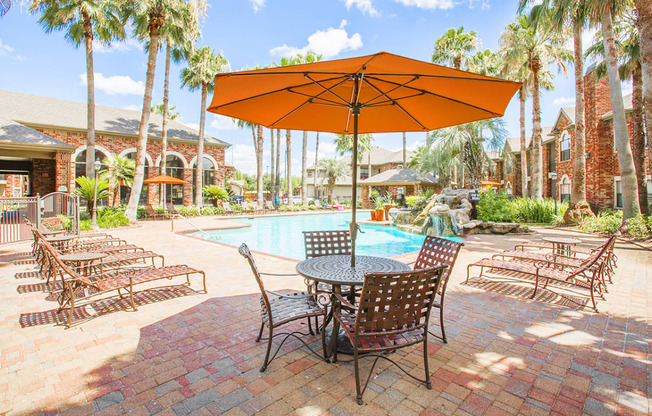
[0,0,619,174]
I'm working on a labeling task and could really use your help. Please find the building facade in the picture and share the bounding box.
[0,90,230,206]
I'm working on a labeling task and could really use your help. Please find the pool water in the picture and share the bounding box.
[188,212,463,260]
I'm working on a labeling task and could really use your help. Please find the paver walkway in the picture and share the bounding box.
[1,213,650,415]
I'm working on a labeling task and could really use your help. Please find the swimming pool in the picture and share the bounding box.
[188,212,462,260]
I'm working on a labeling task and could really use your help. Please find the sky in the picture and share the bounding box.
[0,0,626,175]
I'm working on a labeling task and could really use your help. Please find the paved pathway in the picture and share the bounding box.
[1,213,650,415]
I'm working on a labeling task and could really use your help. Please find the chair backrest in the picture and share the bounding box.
[414,236,464,275]
[222,201,232,211]
[145,204,156,214]
[40,240,97,289]
[166,203,178,214]
[356,265,445,339]
[572,234,617,276]
[238,243,272,319]
[303,230,351,259]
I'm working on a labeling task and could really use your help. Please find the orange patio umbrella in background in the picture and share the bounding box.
[207,51,520,266]
[143,174,189,204]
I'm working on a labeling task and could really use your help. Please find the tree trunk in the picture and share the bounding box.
[275,129,280,203]
[531,53,543,199]
[519,87,528,197]
[84,17,96,178]
[402,132,406,166]
[286,129,292,205]
[602,9,640,220]
[632,66,649,215]
[571,21,587,207]
[635,0,652,204]
[314,132,319,200]
[125,24,160,222]
[160,40,171,207]
[194,84,207,207]
[270,127,275,203]
[301,130,307,206]
[257,125,264,207]
[327,183,333,205]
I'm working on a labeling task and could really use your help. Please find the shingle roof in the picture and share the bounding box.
[0,116,73,150]
[0,90,229,147]
[309,145,414,170]
[360,168,436,185]
[601,93,633,120]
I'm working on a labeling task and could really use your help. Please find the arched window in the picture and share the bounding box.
[560,176,571,202]
[559,131,571,162]
[192,157,216,202]
[120,152,149,206]
[165,155,185,205]
[505,181,513,195]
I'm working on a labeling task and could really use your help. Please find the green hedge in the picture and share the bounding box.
[477,190,568,224]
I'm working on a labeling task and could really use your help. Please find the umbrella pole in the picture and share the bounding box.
[350,106,360,268]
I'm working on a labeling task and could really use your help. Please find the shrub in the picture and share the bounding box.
[510,198,568,224]
[79,208,129,230]
[579,210,623,234]
[202,185,229,202]
[628,215,652,239]
[405,195,420,208]
[176,206,200,217]
[200,206,225,216]
[477,190,515,222]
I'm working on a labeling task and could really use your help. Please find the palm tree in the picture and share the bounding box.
[181,46,228,206]
[122,0,188,221]
[409,142,457,187]
[467,49,500,76]
[318,158,348,204]
[235,119,264,207]
[431,26,478,70]
[634,0,652,181]
[504,13,571,198]
[75,176,109,212]
[334,133,374,186]
[151,103,180,205]
[275,129,281,203]
[286,129,292,205]
[30,0,124,179]
[100,155,135,207]
[586,0,640,219]
[313,132,320,200]
[270,128,275,204]
[586,8,648,215]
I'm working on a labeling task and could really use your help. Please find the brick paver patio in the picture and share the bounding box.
[1,214,650,415]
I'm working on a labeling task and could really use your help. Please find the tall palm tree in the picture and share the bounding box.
[334,133,374,171]
[634,0,651,181]
[318,158,349,205]
[270,128,275,203]
[431,26,478,70]
[586,0,640,219]
[30,0,124,179]
[100,155,135,207]
[467,49,500,76]
[275,129,280,203]
[181,46,228,206]
[586,8,648,215]
[504,13,571,198]
[122,0,188,221]
[522,0,590,216]
[151,103,180,205]
[235,119,264,206]
[313,132,320,200]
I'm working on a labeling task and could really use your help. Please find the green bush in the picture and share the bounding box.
[79,208,129,230]
[405,196,420,208]
[580,210,651,238]
[628,215,652,239]
[176,206,200,217]
[202,185,229,203]
[200,206,225,216]
[477,190,515,222]
[510,198,568,224]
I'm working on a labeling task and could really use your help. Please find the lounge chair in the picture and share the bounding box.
[145,204,171,220]
[166,203,179,216]
[466,234,617,311]
[41,241,206,327]
[330,265,446,404]
[412,236,464,343]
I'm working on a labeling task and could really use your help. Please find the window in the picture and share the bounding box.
[615,178,622,209]
[120,152,149,206]
[360,167,369,179]
[505,158,512,175]
[165,155,185,205]
[505,181,513,195]
[193,157,216,202]
[560,176,571,202]
[559,131,571,162]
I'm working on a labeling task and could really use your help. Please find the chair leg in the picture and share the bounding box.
[307,317,314,335]
[439,306,447,344]
[321,317,329,363]
[261,326,273,372]
[354,349,363,405]
[256,322,265,342]
[423,338,432,390]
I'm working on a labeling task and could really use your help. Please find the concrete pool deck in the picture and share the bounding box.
[1,213,650,415]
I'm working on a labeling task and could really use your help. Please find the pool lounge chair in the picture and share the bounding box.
[166,203,179,216]
[145,204,172,220]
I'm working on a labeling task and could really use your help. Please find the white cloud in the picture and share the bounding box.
[269,20,362,59]
[393,0,455,10]
[94,37,141,54]
[342,0,380,16]
[231,144,258,174]
[0,38,25,60]
[250,0,265,12]
[552,96,576,107]
[81,73,145,96]
[210,115,238,130]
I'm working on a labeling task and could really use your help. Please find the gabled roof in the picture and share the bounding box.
[0,90,230,148]
[309,145,414,170]
[0,116,73,151]
[360,168,436,186]
[504,126,553,153]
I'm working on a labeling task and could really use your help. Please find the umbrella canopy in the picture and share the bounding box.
[207,51,520,266]
[143,174,189,185]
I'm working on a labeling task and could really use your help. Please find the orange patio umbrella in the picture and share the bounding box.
[207,51,520,266]
[143,174,189,185]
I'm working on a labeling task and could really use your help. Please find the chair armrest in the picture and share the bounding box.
[260,272,300,277]
[333,293,357,311]
[265,289,313,299]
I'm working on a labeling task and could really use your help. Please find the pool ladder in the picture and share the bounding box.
[170,214,210,238]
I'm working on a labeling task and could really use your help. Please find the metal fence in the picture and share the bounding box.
[0,193,79,244]
[0,196,39,244]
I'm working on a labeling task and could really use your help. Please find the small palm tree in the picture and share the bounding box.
[202,185,228,206]
[75,176,109,212]
[100,155,135,207]
[181,46,229,206]
[30,0,124,178]
[318,158,349,204]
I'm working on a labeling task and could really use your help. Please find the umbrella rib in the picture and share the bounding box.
[362,78,428,130]
[363,76,502,116]
[304,74,352,107]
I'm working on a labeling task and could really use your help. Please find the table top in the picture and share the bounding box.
[44,235,77,242]
[59,252,108,262]
[40,229,67,236]
[541,236,582,245]
[296,255,410,286]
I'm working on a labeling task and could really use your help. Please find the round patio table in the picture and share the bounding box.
[296,254,410,355]
[44,235,78,252]
[59,252,108,276]
[541,236,582,257]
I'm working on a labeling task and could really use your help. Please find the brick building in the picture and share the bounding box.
[0,90,230,206]
[491,67,651,211]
